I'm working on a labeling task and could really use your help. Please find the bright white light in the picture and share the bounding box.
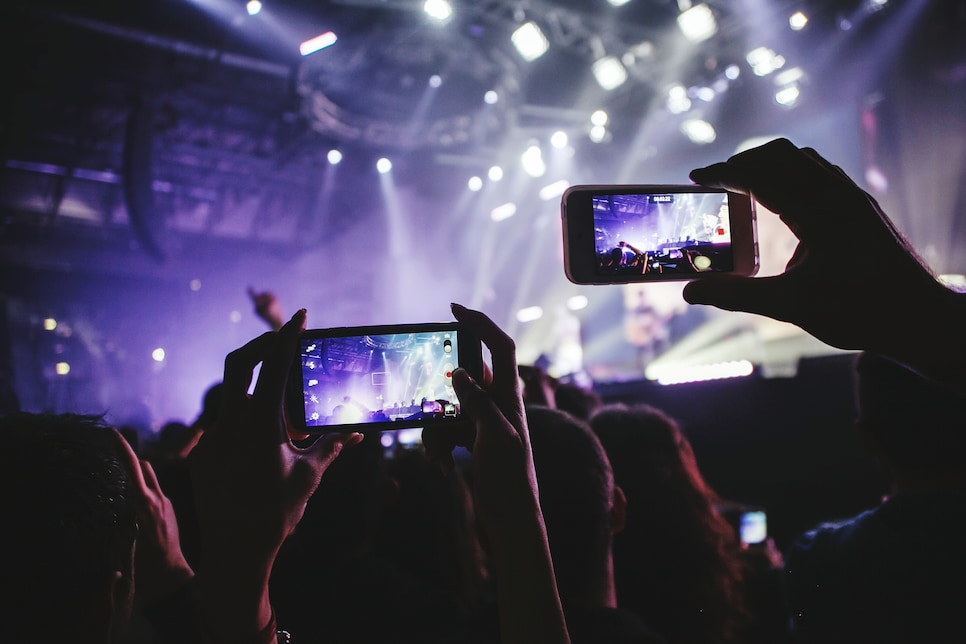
[775,85,800,106]
[677,4,717,43]
[230,310,242,323]
[667,84,691,114]
[300,31,337,57]
[307,379,319,387]
[567,295,589,311]
[516,306,544,323]
[939,274,966,291]
[746,47,785,76]
[592,56,628,90]
[774,67,804,86]
[681,119,716,144]
[55,362,70,376]
[152,348,166,363]
[789,11,808,30]
[484,90,499,105]
[376,158,392,174]
[44,318,57,331]
[550,130,568,148]
[695,86,715,102]
[467,175,483,191]
[590,110,608,126]
[423,0,452,21]
[246,0,262,16]
[488,165,504,181]
[490,202,517,221]
[511,21,549,62]
[539,179,570,201]
[327,149,343,165]
[380,433,395,448]
[725,64,740,80]
[607,0,632,5]
[650,360,754,385]
[589,125,607,143]
[189,279,202,291]
[428,74,442,88]
[521,145,546,178]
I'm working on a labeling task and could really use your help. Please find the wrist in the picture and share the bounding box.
[891,284,966,394]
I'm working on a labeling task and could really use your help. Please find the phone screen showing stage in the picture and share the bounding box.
[592,191,735,277]
[299,330,461,428]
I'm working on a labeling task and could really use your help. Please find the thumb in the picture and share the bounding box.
[683,274,792,319]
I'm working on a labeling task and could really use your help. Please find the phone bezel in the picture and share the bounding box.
[287,321,483,434]
[561,184,759,285]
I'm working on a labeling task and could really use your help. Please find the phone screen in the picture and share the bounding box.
[298,327,463,430]
[593,191,735,277]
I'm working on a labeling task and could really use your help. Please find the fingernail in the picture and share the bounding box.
[292,309,307,321]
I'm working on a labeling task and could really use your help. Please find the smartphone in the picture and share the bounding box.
[561,185,758,284]
[739,510,768,545]
[288,322,483,434]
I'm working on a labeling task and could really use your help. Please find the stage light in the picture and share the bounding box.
[725,64,740,80]
[230,310,242,323]
[376,158,392,173]
[300,31,337,57]
[491,202,517,221]
[428,74,442,88]
[516,306,543,323]
[567,295,589,311]
[592,56,627,90]
[55,362,70,376]
[775,67,804,86]
[152,348,166,363]
[488,165,504,181]
[423,0,452,21]
[44,318,57,331]
[521,145,546,178]
[511,21,549,62]
[589,125,607,143]
[746,46,785,76]
[651,360,754,385]
[681,119,716,144]
[327,149,343,165]
[189,279,202,291]
[539,179,570,201]
[666,84,691,114]
[789,11,808,30]
[607,0,632,6]
[775,85,800,106]
[695,86,715,102]
[468,175,483,191]
[590,110,608,126]
[677,4,717,43]
[246,0,262,16]
[550,130,568,148]
[484,90,499,105]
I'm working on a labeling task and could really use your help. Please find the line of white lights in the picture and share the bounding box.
[649,360,754,386]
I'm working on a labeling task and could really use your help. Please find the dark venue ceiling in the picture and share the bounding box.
[1,0,964,421]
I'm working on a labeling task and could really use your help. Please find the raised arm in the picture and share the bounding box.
[683,138,966,393]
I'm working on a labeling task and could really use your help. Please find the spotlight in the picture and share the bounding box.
[484,90,499,105]
[607,0,632,5]
[327,149,343,165]
[592,56,627,90]
[428,74,442,88]
[468,176,483,191]
[681,119,716,144]
[423,0,452,21]
[44,318,57,331]
[55,362,71,376]
[666,84,691,114]
[490,202,517,221]
[539,179,570,201]
[590,110,608,126]
[775,85,800,106]
[230,311,242,323]
[152,348,166,363]
[246,0,262,16]
[376,158,392,174]
[516,306,543,323]
[677,4,717,43]
[300,31,337,57]
[550,130,568,148]
[488,165,504,181]
[650,360,754,385]
[789,11,808,30]
[746,46,785,76]
[725,64,741,80]
[511,21,549,62]
[589,125,607,143]
[521,145,546,178]
[567,295,589,311]
[189,279,202,291]
[774,67,804,85]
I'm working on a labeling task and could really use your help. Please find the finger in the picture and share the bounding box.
[303,431,363,471]
[140,459,163,495]
[223,331,276,403]
[453,368,518,445]
[451,303,519,406]
[252,310,306,427]
[689,162,751,194]
[683,274,796,322]
[112,429,150,499]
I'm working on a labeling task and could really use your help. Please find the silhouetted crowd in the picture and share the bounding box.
[3,140,965,644]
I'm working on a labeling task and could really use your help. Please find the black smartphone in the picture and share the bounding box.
[561,184,758,284]
[288,322,483,434]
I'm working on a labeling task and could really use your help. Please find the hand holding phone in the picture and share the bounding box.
[561,184,759,284]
